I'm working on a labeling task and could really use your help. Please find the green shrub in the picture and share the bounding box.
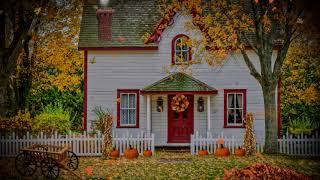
[33,105,71,134]
[288,116,319,135]
[29,87,83,131]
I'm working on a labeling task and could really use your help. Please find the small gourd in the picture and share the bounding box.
[110,148,120,159]
[198,149,209,156]
[143,148,152,157]
[235,146,246,157]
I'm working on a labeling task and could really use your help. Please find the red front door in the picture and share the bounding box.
[168,95,194,143]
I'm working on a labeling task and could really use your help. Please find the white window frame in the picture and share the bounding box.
[120,93,137,126]
[226,92,244,126]
[174,37,190,64]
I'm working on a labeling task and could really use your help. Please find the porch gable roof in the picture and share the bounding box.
[141,72,217,94]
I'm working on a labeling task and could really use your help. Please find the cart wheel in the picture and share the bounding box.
[15,152,37,176]
[67,151,79,171]
[41,157,60,179]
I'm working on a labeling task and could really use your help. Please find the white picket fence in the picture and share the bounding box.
[278,131,319,156]
[190,131,264,155]
[191,131,320,156]
[0,131,154,157]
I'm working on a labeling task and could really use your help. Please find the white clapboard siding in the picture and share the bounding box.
[0,131,154,157]
[191,131,264,155]
[278,131,320,156]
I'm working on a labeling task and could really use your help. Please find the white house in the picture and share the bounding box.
[78,0,281,146]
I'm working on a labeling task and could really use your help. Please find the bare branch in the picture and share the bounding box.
[239,48,262,83]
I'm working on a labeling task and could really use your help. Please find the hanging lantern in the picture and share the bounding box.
[157,97,163,112]
[197,97,204,112]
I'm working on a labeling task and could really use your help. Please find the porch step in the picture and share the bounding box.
[155,146,190,153]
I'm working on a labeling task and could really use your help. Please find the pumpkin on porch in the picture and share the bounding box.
[124,145,139,159]
[110,148,120,159]
[215,144,230,157]
[235,146,246,157]
[143,149,152,157]
[198,149,209,156]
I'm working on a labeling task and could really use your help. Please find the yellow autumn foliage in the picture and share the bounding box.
[31,0,83,93]
[282,36,320,107]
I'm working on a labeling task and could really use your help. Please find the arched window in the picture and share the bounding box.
[172,34,191,64]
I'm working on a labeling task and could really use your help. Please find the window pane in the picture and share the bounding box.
[235,109,243,124]
[182,51,189,62]
[176,39,181,50]
[183,108,189,120]
[175,51,182,62]
[228,109,235,124]
[129,109,136,124]
[228,94,234,108]
[182,39,188,50]
[121,109,128,124]
[121,94,128,108]
[236,94,242,108]
[174,111,179,119]
[129,94,136,108]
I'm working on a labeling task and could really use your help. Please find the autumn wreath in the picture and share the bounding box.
[171,95,189,112]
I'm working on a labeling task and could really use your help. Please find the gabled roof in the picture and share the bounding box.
[78,0,161,48]
[142,72,217,93]
[78,0,270,49]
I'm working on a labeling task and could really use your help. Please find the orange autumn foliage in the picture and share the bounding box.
[224,163,310,180]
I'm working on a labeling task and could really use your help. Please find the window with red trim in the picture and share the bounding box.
[117,89,139,128]
[224,89,246,128]
[172,34,191,64]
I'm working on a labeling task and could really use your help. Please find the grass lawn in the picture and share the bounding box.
[1,151,319,179]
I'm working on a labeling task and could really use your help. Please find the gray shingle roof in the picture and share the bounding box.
[78,0,161,48]
[78,0,278,48]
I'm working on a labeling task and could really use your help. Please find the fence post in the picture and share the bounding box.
[190,134,194,155]
[151,133,155,155]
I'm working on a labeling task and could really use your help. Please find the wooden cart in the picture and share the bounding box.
[15,144,80,179]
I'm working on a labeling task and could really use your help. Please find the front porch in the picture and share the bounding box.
[140,72,218,146]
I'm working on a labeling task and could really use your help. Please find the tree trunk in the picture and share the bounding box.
[0,78,9,116]
[262,85,278,153]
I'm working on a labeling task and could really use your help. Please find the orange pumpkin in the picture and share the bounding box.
[124,145,139,159]
[215,144,230,157]
[198,149,209,156]
[110,148,120,159]
[143,149,152,157]
[235,147,246,157]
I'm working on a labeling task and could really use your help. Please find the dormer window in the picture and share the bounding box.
[172,34,191,64]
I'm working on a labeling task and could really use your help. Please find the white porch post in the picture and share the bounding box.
[146,95,151,134]
[207,95,211,132]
